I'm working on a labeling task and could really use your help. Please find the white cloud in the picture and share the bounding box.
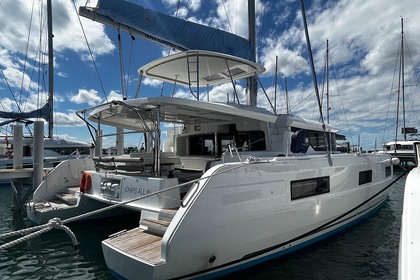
[70,89,102,106]
[108,90,123,101]
[54,111,85,127]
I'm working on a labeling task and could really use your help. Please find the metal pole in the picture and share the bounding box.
[33,121,44,189]
[12,125,23,169]
[116,127,124,155]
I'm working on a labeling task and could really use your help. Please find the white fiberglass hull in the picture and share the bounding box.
[102,153,395,280]
[399,167,420,280]
[26,194,135,225]
[26,157,181,225]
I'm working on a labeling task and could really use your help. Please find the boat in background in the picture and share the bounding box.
[381,18,420,166]
[0,137,92,170]
[399,142,420,280]
[0,0,93,174]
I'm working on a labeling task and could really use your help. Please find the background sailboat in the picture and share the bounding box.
[0,0,92,165]
[382,18,420,166]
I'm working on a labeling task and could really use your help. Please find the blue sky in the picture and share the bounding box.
[0,0,420,150]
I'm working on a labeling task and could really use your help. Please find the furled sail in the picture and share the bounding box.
[0,103,50,126]
[79,0,253,61]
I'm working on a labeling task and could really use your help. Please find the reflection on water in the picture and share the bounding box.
[0,170,407,279]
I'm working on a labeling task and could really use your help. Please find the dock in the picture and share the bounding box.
[0,167,52,212]
[0,168,33,180]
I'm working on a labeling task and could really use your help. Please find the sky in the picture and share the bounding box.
[0,0,420,151]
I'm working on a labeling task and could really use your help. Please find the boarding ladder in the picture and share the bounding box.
[187,52,199,100]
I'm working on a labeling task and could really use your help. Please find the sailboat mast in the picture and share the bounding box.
[246,0,257,106]
[47,0,54,138]
[326,39,330,124]
[395,17,405,144]
[401,18,406,140]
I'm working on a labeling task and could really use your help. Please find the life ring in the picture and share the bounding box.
[80,172,92,192]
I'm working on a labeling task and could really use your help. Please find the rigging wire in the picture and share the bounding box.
[402,35,420,127]
[71,0,108,102]
[221,0,233,34]
[0,69,21,112]
[290,90,314,111]
[329,59,355,147]
[300,0,331,165]
[19,0,36,107]
[382,39,401,146]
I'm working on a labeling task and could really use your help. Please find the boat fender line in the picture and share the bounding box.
[80,171,92,192]
[0,217,79,251]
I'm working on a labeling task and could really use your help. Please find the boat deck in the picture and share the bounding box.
[103,227,163,264]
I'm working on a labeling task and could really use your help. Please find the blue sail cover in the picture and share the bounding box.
[0,103,50,125]
[79,0,253,61]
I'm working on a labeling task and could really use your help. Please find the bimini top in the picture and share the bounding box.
[139,50,265,87]
[85,96,277,131]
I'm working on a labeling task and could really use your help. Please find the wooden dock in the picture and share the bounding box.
[0,168,33,180]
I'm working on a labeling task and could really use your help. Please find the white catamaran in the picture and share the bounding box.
[25,0,400,279]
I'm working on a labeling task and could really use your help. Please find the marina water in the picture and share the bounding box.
[0,170,405,279]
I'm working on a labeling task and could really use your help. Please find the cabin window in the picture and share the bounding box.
[236,131,266,152]
[189,135,215,155]
[385,166,392,177]
[188,128,266,156]
[291,127,337,152]
[359,170,372,185]
[291,176,330,200]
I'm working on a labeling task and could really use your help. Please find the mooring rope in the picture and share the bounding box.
[0,218,79,251]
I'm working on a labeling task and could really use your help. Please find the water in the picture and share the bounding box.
[0,171,406,280]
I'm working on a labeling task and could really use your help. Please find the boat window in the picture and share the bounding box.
[236,131,266,152]
[401,145,413,150]
[290,176,330,200]
[189,129,266,156]
[359,170,372,185]
[291,127,337,152]
[189,135,215,155]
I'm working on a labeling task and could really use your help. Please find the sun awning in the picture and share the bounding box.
[139,50,265,87]
[85,96,276,131]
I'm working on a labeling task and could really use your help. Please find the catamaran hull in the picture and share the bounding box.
[102,192,389,280]
[101,154,394,280]
[25,157,181,225]
[26,195,135,225]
